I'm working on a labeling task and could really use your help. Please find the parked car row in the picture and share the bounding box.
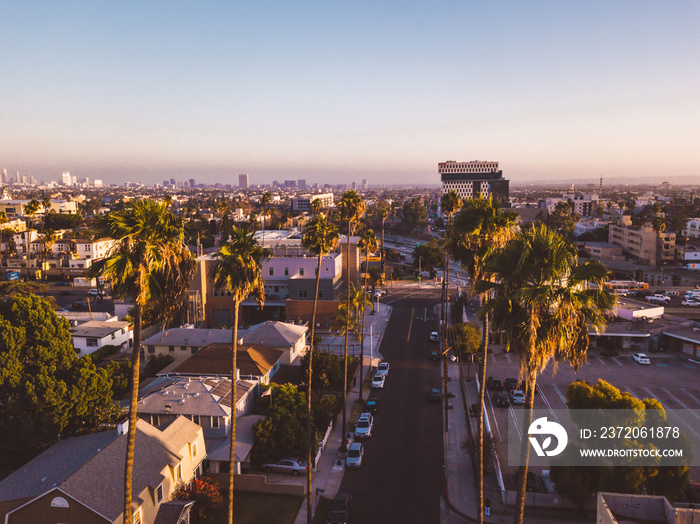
[488,375,538,407]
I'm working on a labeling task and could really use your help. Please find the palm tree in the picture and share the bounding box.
[86,199,189,524]
[211,227,269,524]
[358,229,378,402]
[336,190,366,452]
[301,212,339,524]
[449,196,517,523]
[378,203,388,290]
[479,225,615,524]
[261,191,271,248]
[0,211,8,261]
[309,197,322,217]
[439,190,461,430]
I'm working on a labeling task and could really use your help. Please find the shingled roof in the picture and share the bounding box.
[160,343,284,377]
[241,320,307,348]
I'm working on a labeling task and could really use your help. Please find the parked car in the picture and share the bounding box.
[371,374,386,389]
[376,361,390,377]
[487,376,504,391]
[88,288,104,297]
[682,299,700,307]
[262,457,307,476]
[646,294,671,304]
[346,442,364,468]
[429,349,439,360]
[354,413,374,438]
[430,388,441,401]
[363,396,378,414]
[58,290,74,296]
[327,492,353,524]
[54,281,71,286]
[71,301,89,311]
[632,352,651,365]
[494,393,509,407]
[430,331,440,342]
[374,289,386,298]
[509,390,526,405]
[504,378,519,391]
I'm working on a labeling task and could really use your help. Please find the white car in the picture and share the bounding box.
[346,442,364,468]
[374,289,386,298]
[376,362,389,377]
[632,352,651,365]
[430,332,440,342]
[682,300,700,307]
[354,413,374,438]
[371,374,386,389]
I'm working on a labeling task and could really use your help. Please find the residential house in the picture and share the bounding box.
[141,328,239,362]
[240,321,308,364]
[70,320,133,355]
[0,417,205,524]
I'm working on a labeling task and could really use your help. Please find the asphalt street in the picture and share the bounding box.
[338,287,445,524]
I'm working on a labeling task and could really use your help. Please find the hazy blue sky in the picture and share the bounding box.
[1,1,698,186]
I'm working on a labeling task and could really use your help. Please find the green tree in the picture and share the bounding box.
[299,350,346,398]
[479,225,615,524]
[412,242,444,277]
[301,212,339,524]
[357,229,378,403]
[0,294,117,468]
[544,200,580,238]
[211,227,269,524]
[449,196,518,522]
[86,199,190,524]
[261,191,271,248]
[448,322,482,358]
[24,198,40,230]
[336,190,365,453]
[401,197,428,234]
[551,379,689,505]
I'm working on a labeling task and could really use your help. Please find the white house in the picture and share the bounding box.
[70,320,133,355]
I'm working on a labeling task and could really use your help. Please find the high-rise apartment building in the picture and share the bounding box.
[297,179,306,189]
[1,169,7,185]
[189,178,196,188]
[61,172,73,186]
[439,160,509,205]
[239,174,249,189]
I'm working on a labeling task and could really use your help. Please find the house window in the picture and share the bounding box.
[318,290,324,299]
[156,483,164,504]
[181,346,187,351]
[212,416,220,429]
[176,462,182,481]
[148,345,155,353]
[298,289,308,298]
[86,338,98,347]
[169,345,175,352]
[269,268,274,276]
[192,442,198,459]
[192,414,200,425]
[284,267,289,276]
[299,267,304,276]
[111,333,116,339]
[152,414,160,426]
[191,346,199,354]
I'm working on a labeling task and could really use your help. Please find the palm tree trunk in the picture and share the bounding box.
[307,254,322,524]
[228,299,240,524]
[381,219,385,289]
[478,314,489,524]
[514,369,538,524]
[342,230,351,453]
[123,282,143,524]
[359,251,369,403]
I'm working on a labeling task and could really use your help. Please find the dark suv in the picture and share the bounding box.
[487,376,504,391]
[327,492,353,524]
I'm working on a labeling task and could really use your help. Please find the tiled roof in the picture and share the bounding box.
[162,343,284,377]
[241,321,307,348]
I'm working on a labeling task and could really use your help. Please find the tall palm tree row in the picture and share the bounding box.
[357,229,378,402]
[211,228,270,524]
[301,212,339,524]
[335,190,366,452]
[478,225,615,524]
[86,199,191,524]
[448,196,518,523]
[439,190,462,430]
[261,191,271,248]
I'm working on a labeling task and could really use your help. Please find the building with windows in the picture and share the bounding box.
[238,173,249,189]
[291,192,334,212]
[608,222,676,267]
[543,192,599,217]
[683,218,700,239]
[438,160,509,205]
[69,320,133,355]
[0,417,204,524]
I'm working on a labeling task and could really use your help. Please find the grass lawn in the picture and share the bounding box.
[212,492,304,524]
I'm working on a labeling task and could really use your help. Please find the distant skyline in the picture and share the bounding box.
[1,2,699,186]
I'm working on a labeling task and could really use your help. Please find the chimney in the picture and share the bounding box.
[117,419,129,435]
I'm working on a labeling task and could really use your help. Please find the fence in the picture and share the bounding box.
[209,473,306,496]
[313,421,333,468]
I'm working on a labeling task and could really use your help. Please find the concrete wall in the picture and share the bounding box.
[210,473,306,496]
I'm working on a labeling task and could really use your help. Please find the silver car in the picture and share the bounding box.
[354,413,374,438]
[371,374,386,389]
[262,457,307,476]
[346,442,364,468]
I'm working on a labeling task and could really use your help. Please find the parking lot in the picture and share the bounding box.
[482,346,700,489]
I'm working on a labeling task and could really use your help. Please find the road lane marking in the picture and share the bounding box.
[596,356,606,366]
[624,386,638,398]
[490,353,496,364]
[407,307,414,342]
[611,357,623,366]
[539,389,560,423]
[509,404,522,442]
[681,388,700,407]
[485,390,503,441]
[643,387,700,441]
[662,388,700,423]
[505,354,511,363]
[552,384,567,406]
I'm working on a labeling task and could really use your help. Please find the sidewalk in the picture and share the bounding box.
[294,302,393,524]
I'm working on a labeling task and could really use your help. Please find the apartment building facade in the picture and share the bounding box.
[609,223,676,266]
[439,160,510,205]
